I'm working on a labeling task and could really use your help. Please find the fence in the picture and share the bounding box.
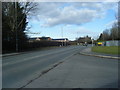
[104,40,120,46]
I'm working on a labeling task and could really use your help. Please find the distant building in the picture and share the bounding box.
[78,36,92,44]
[52,38,69,42]
[28,37,52,42]
[28,37,69,43]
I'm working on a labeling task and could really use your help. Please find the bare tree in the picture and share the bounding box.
[18,2,38,27]
[2,2,38,52]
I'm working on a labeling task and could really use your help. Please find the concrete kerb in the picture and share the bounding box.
[79,48,120,60]
[79,52,120,60]
[1,53,20,57]
[1,52,28,57]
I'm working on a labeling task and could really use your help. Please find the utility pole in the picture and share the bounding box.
[15,1,18,52]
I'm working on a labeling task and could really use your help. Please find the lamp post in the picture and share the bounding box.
[61,26,63,46]
[77,31,79,45]
[61,25,66,46]
[65,38,66,46]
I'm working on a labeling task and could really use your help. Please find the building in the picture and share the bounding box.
[78,36,92,44]
[28,37,52,42]
[52,38,69,42]
[28,37,69,44]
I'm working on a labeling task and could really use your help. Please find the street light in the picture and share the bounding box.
[61,25,66,46]
[65,38,67,46]
[77,31,79,45]
[61,26,63,46]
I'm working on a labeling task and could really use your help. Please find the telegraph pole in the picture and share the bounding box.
[15,1,18,52]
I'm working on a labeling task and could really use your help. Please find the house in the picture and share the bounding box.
[39,37,52,41]
[78,36,92,44]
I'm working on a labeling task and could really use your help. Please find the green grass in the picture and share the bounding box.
[92,46,120,55]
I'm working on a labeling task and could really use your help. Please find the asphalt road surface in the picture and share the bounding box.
[25,53,118,88]
[3,45,86,88]
[2,45,118,88]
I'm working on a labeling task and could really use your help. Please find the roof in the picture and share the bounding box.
[29,38,37,40]
[29,37,51,40]
[52,38,68,40]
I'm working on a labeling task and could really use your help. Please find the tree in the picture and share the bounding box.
[2,2,16,51]
[110,26,118,40]
[98,33,103,41]
[2,2,37,52]
[97,2,120,41]
[102,29,110,40]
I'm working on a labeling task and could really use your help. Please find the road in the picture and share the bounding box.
[25,53,118,88]
[2,45,118,88]
[3,45,86,88]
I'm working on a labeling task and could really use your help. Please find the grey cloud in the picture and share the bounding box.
[44,7,100,26]
[35,2,117,27]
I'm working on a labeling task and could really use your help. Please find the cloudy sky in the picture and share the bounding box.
[27,1,118,40]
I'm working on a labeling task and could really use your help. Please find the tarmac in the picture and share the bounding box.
[23,47,119,88]
[1,47,120,60]
[1,47,119,88]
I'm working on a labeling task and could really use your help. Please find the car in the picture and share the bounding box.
[84,44,87,46]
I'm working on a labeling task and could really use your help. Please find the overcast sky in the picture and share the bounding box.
[27,2,118,40]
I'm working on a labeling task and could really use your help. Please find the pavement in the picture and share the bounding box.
[1,53,20,57]
[22,47,119,88]
[79,47,120,60]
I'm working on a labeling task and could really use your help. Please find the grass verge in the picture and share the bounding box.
[92,46,120,55]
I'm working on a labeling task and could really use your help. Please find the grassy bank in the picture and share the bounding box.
[92,46,120,55]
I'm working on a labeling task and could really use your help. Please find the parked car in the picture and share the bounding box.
[83,42,88,46]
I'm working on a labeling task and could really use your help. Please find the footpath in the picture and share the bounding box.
[21,47,119,88]
[79,47,120,59]
[0,53,20,57]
